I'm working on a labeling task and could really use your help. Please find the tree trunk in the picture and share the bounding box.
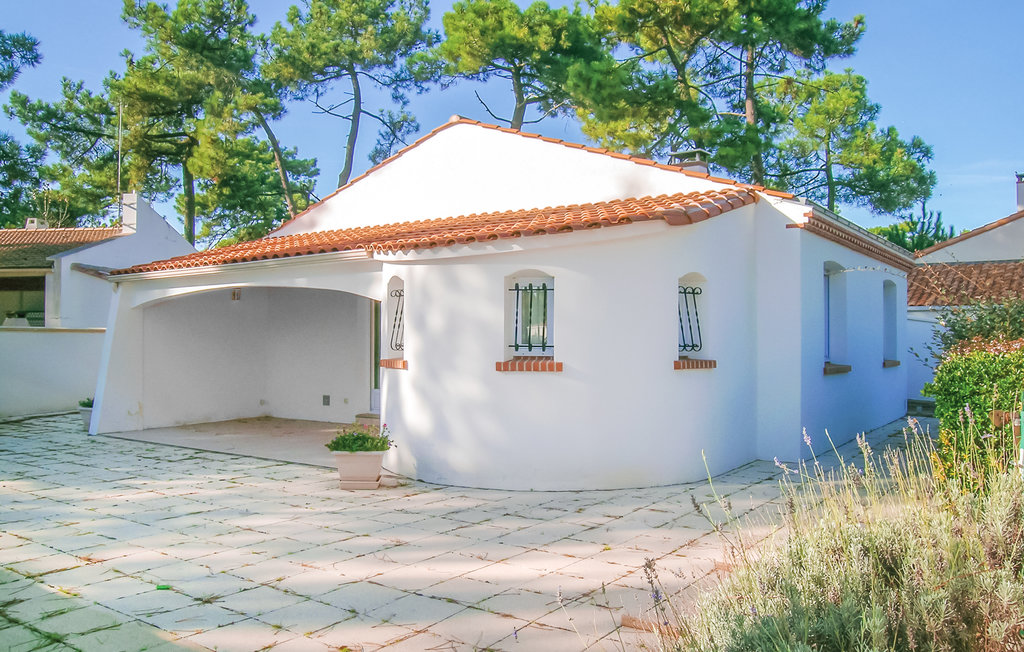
[338,66,362,188]
[510,69,526,131]
[824,139,835,212]
[745,46,765,186]
[181,161,196,245]
[254,108,297,217]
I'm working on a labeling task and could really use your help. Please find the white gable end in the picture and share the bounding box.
[275,121,727,237]
[918,214,1024,263]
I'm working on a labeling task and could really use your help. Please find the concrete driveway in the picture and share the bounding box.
[0,413,913,651]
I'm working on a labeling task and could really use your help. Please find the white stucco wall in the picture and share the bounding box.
[275,121,725,236]
[797,234,908,455]
[380,206,767,490]
[918,215,1024,263]
[0,328,105,416]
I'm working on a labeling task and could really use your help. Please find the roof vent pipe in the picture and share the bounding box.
[1016,173,1024,212]
[669,149,711,174]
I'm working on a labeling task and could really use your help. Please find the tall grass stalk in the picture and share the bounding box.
[651,421,1024,651]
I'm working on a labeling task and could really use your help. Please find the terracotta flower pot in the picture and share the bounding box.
[331,451,385,489]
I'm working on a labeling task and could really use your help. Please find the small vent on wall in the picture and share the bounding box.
[322,395,330,406]
[231,289,242,301]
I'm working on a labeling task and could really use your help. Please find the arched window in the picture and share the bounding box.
[882,280,897,364]
[824,261,849,372]
[387,276,404,356]
[507,271,554,356]
[678,273,707,354]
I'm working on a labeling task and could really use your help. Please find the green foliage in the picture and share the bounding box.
[932,298,1024,355]
[326,424,393,452]
[924,336,1024,434]
[427,0,610,130]
[0,133,44,228]
[656,427,1024,650]
[78,398,94,408]
[869,202,955,252]
[0,30,43,226]
[769,70,935,214]
[267,0,435,186]
[0,30,41,90]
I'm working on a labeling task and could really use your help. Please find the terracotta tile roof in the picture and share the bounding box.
[270,117,793,235]
[915,210,1024,258]
[0,227,124,269]
[111,188,758,276]
[908,260,1024,306]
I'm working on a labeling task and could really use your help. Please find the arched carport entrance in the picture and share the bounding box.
[92,254,385,465]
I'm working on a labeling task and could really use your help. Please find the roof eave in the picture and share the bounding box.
[108,248,372,282]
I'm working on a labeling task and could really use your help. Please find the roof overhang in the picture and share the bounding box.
[108,249,373,283]
[0,268,49,277]
[785,202,915,273]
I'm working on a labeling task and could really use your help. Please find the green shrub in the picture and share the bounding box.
[648,425,1024,651]
[325,424,392,452]
[924,337,1024,489]
[934,297,1024,354]
[924,337,1024,425]
[78,398,93,408]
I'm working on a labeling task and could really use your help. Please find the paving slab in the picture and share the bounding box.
[0,413,921,650]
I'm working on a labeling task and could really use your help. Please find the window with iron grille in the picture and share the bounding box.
[509,278,554,354]
[678,286,703,353]
[389,287,404,352]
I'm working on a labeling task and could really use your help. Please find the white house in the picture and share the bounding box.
[0,194,194,416]
[906,175,1024,401]
[92,118,913,490]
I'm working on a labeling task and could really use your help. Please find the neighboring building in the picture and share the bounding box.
[93,118,913,490]
[0,194,194,417]
[906,175,1024,401]
[0,194,195,328]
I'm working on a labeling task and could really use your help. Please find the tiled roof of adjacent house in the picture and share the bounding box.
[914,210,1024,258]
[269,116,793,235]
[0,227,124,269]
[908,260,1024,306]
[111,188,758,276]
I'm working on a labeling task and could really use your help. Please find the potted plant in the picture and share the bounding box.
[325,424,393,489]
[78,398,94,431]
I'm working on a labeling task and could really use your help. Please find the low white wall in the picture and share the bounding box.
[907,309,940,401]
[0,328,105,416]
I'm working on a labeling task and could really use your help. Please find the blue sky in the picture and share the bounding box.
[3,1,1021,236]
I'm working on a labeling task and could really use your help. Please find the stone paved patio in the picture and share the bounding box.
[0,413,918,651]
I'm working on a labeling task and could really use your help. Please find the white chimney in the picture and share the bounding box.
[119,192,139,233]
[24,218,48,230]
[669,149,711,175]
[1017,173,1024,213]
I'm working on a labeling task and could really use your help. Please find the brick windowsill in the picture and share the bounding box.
[380,358,408,370]
[496,357,563,372]
[674,358,717,370]
[882,359,901,368]
[824,362,852,375]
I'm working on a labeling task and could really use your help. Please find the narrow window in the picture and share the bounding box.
[509,277,554,355]
[385,277,405,357]
[678,286,703,353]
[883,280,897,362]
[389,288,404,352]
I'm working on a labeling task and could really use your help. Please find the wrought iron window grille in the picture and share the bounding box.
[509,281,553,353]
[389,288,404,352]
[678,286,703,353]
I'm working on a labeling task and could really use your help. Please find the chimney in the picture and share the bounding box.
[669,149,711,174]
[1017,173,1024,213]
[24,218,48,230]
